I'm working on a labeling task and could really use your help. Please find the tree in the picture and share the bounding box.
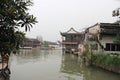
[0,0,37,55]
[15,31,25,50]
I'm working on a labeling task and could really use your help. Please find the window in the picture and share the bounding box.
[106,43,110,51]
[111,44,115,51]
[116,44,120,51]
[105,43,120,51]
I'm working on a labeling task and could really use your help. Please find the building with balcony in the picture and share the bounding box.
[84,23,120,54]
[60,28,82,54]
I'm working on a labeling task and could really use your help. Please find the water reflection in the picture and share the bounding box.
[10,49,62,80]
[9,49,120,80]
[60,53,120,80]
[12,49,55,64]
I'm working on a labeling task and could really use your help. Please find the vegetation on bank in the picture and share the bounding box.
[81,48,120,73]
[90,32,120,66]
[91,53,120,66]
[91,53,120,73]
[81,42,120,73]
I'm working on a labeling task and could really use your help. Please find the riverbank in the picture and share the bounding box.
[84,52,120,74]
[92,53,120,74]
[92,62,120,74]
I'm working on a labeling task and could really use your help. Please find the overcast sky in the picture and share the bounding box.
[24,0,120,42]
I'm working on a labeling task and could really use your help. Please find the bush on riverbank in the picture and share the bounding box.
[92,53,120,66]
[81,44,120,73]
[90,53,120,73]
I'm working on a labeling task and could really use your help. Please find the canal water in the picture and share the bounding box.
[9,49,120,80]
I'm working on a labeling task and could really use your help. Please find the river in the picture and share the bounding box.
[9,49,120,80]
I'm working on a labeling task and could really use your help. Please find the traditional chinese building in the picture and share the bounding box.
[21,38,41,49]
[60,28,82,54]
[84,23,120,54]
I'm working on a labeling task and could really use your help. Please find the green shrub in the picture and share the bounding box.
[92,53,120,66]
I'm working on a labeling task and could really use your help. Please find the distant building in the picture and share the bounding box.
[41,41,59,50]
[21,38,41,48]
[84,23,120,54]
[60,28,82,54]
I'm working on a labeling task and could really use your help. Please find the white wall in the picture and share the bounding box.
[100,35,116,48]
[89,24,100,34]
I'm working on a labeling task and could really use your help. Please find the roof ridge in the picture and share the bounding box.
[66,27,79,33]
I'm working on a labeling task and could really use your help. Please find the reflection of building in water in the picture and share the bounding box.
[60,53,83,74]
[60,53,120,80]
[13,49,41,64]
[11,49,53,64]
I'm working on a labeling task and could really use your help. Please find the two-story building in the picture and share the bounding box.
[84,23,120,54]
[60,28,82,54]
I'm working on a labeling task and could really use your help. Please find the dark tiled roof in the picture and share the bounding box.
[60,27,81,36]
[100,23,120,35]
[100,23,120,28]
